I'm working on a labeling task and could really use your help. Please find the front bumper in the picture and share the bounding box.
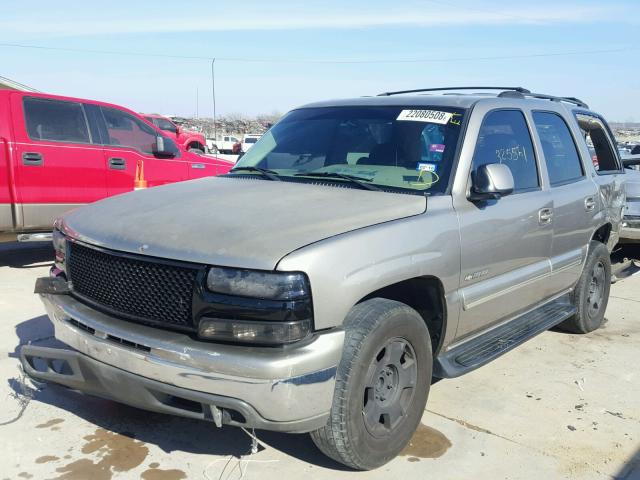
[21,293,344,433]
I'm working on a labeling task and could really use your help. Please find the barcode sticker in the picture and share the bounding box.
[397,109,453,124]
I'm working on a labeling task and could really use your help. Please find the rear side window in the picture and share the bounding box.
[24,97,90,144]
[472,110,538,192]
[532,112,584,186]
[101,107,157,154]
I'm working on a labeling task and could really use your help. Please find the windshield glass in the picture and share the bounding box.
[231,106,465,194]
[245,137,258,143]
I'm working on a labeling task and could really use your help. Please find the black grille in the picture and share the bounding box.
[67,242,200,329]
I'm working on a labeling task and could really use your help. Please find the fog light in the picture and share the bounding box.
[198,318,311,345]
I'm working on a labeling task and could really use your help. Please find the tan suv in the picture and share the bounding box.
[22,87,625,469]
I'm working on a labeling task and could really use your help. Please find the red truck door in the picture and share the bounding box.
[188,154,233,179]
[97,106,187,195]
[11,94,107,230]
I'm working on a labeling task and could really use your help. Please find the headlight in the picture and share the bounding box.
[206,267,309,300]
[52,228,66,273]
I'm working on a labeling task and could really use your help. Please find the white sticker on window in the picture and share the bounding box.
[397,109,452,124]
[416,162,437,172]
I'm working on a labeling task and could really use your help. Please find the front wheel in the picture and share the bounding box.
[311,298,432,470]
[560,241,611,333]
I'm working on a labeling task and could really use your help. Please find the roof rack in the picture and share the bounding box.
[378,86,531,96]
[376,86,589,109]
[526,93,589,108]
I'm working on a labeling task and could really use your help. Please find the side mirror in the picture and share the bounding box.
[174,125,181,135]
[153,136,175,157]
[469,163,514,201]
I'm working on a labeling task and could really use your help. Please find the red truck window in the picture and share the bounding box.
[24,97,91,144]
[155,118,178,134]
[101,107,157,154]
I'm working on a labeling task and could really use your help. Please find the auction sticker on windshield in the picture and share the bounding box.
[397,109,452,124]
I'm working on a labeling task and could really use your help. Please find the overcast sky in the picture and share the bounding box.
[1,0,639,121]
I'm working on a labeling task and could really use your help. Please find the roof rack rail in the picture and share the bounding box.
[526,93,589,109]
[377,86,531,96]
[376,86,590,109]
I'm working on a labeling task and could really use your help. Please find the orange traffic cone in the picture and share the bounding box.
[134,159,147,190]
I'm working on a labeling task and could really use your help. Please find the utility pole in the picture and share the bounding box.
[211,58,217,141]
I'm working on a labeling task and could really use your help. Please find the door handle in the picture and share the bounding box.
[108,157,126,170]
[584,196,596,211]
[191,163,205,169]
[538,208,553,225]
[22,152,43,166]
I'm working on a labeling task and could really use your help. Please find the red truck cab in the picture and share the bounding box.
[0,90,233,238]
[142,113,207,153]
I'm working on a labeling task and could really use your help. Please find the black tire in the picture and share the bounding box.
[310,298,432,470]
[188,147,204,154]
[560,241,611,333]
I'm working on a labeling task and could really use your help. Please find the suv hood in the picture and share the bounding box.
[61,177,426,270]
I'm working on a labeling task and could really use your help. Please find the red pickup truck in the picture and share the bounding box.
[0,90,233,239]
[142,113,207,153]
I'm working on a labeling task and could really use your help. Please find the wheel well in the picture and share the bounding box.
[592,223,612,245]
[188,141,204,150]
[359,277,446,356]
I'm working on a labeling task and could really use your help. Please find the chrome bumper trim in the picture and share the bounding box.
[39,293,344,424]
[20,345,330,432]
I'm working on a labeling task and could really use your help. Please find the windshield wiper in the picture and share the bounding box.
[229,166,281,181]
[294,172,381,191]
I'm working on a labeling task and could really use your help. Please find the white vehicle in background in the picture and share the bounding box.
[207,135,240,154]
[242,134,261,152]
[620,155,640,244]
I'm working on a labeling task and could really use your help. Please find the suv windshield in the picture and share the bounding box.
[231,106,465,194]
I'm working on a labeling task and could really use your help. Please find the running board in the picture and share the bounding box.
[434,295,576,378]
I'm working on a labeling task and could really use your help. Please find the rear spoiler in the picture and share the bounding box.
[622,154,640,168]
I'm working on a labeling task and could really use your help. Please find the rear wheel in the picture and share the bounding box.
[560,241,611,333]
[311,298,432,470]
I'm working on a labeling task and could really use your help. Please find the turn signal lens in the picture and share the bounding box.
[198,318,311,345]
[52,229,66,273]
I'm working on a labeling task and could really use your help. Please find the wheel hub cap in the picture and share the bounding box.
[587,261,605,318]
[362,338,418,438]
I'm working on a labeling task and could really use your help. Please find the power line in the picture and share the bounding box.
[0,41,636,64]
